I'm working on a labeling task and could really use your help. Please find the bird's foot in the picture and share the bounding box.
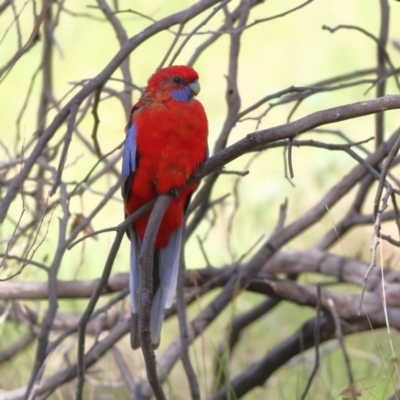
[170,187,179,198]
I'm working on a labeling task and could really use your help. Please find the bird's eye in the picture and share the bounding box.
[172,76,184,84]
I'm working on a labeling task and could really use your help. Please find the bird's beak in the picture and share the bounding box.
[189,79,200,96]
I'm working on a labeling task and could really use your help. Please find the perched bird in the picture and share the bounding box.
[122,65,208,349]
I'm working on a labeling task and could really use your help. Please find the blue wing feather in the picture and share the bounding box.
[122,116,141,348]
[123,121,139,308]
[122,124,136,176]
[122,123,137,198]
[122,123,137,206]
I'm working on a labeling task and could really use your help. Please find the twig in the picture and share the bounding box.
[322,24,400,91]
[219,169,249,176]
[391,193,400,239]
[270,80,375,108]
[283,145,295,187]
[327,298,356,399]
[373,132,400,218]
[197,235,212,267]
[287,138,294,179]
[168,0,229,66]
[75,229,126,398]
[239,0,314,33]
[158,23,185,70]
[213,1,249,153]
[375,0,389,146]
[287,98,303,122]
[226,152,260,261]
[300,284,321,400]
[188,96,400,188]
[211,316,335,400]
[50,103,79,196]
[0,0,48,80]
[91,85,103,157]
[68,140,124,199]
[0,254,49,272]
[213,298,280,390]
[176,252,200,400]
[0,0,11,14]
[381,234,400,246]
[97,0,132,114]
[315,174,375,250]
[47,288,130,356]
[0,331,35,363]
[257,137,374,153]
[112,346,137,394]
[312,128,371,155]
[24,182,69,398]
[358,184,392,315]
[276,198,288,232]
[9,318,131,398]
[237,67,384,120]
[187,0,263,67]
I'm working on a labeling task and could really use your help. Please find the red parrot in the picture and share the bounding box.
[122,65,208,349]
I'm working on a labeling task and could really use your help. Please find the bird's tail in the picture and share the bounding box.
[129,225,183,349]
[150,225,183,348]
[128,226,141,349]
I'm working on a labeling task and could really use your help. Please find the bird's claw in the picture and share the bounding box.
[170,187,179,198]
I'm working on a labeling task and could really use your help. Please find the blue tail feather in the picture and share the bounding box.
[129,226,141,313]
[149,225,183,346]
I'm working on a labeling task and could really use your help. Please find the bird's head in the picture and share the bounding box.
[145,65,201,102]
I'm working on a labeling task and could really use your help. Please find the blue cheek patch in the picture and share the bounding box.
[170,86,193,102]
[122,124,137,177]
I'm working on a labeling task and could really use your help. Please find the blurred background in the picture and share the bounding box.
[1,0,400,398]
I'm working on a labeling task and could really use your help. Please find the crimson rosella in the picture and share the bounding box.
[122,65,208,349]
